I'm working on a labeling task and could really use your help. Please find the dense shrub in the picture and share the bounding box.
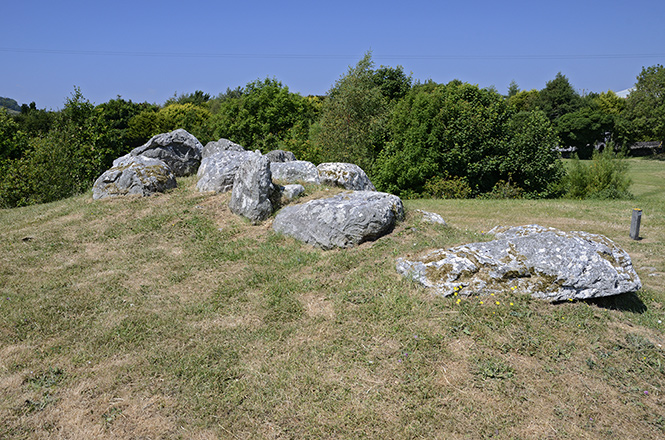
[374,81,564,198]
[563,148,632,199]
[423,173,472,199]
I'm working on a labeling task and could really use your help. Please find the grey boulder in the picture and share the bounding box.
[265,149,297,163]
[196,150,255,193]
[396,224,642,301]
[272,191,404,250]
[270,160,321,184]
[317,162,376,191]
[130,128,203,176]
[229,153,274,224]
[93,155,176,200]
[279,184,305,200]
[202,138,245,157]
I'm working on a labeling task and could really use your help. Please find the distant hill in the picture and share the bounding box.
[0,96,21,114]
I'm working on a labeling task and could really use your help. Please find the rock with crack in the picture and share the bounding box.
[196,150,256,193]
[272,191,404,250]
[229,153,275,224]
[93,155,176,200]
[396,224,641,301]
[129,128,203,176]
[270,160,321,184]
[316,162,376,191]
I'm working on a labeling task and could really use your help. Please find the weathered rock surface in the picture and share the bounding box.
[416,209,447,225]
[272,191,404,250]
[202,138,244,157]
[229,153,274,224]
[265,149,297,163]
[396,224,642,301]
[196,150,255,193]
[270,160,320,184]
[317,162,376,191]
[130,128,203,176]
[93,155,176,200]
[279,184,305,200]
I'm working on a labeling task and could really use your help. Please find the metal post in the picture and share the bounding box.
[630,209,642,240]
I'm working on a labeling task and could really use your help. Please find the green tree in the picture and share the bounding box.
[96,97,159,156]
[0,109,27,162]
[0,88,110,207]
[210,78,316,153]
[507,80,520,98]
[310,52,391,172]
[624,64,665,142]
[538,72,582,121]
[14,102,55,138]
[374,81,565,198]
[507,89,539,112]
[556,107,614,159]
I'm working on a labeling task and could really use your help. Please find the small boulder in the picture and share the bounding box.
[317,162,376,191]
[279,184,305,200]
[272,191,404,250]
[265,149,297,163]
[396,224,642,301]
[416,209,447,225]
[196,150,255,193]
[270,160,320,184]
[229,153,274,224]
[130,128,203,176]
[93,155,176,200]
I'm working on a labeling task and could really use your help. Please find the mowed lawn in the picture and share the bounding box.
[0,157,664,439]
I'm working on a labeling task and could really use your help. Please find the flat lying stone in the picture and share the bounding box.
[396,224,641,301]
[272,191,404,250]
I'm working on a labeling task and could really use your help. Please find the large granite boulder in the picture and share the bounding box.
[229,153,274,224]
[196,150,255,193]
[202,138,244,157]
[93,155,176,200]
[130,128,203,176]
[396,224,642,302]
[264,149,297,163]
[270,160,321,185]
[317,162,376,191]
[272,191,404,250]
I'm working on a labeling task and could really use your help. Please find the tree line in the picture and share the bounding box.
[1,53,663,208]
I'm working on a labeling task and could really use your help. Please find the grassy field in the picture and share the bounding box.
[1,158,664,439]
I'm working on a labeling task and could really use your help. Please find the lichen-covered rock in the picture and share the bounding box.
[229,153,274,224]
[396,224,642,301]
[130,128,203,176]
[316,162,376,191]
[270,160,320,184]
[196,150,255,193]
[265,149,297,163]
[93,155,176,200]
[272,191,404,250]
[202,138,245,157]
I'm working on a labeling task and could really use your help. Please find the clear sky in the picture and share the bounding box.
[3,0,665,110]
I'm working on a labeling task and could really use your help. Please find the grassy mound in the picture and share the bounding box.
[1,159,664,439]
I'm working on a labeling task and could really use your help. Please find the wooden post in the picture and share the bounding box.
[630,209,642,240]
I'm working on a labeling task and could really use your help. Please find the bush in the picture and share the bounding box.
[478,180,525,199]
[423,174,472,199]
[563,148,632,199]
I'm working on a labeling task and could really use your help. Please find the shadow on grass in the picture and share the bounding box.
[643,153,665,161]
[588,291,647,314]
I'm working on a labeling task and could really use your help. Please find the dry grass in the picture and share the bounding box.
[1,161,664,439]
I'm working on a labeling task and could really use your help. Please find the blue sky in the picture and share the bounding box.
[3,0,665,109]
